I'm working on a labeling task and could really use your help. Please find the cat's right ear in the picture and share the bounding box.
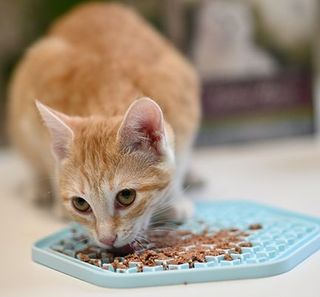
[117,97,173,161]
[35,100,74,160]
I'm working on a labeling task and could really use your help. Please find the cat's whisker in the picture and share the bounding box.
[147,225,177,231]
[135,234,150,244]
[133,238,147,251]
[134,234,151,250]
[150,197,173,215]
[148,219,179,227]
[129,241,140,253]
[152,197,172,209]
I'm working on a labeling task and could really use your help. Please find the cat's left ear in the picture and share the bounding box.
[35,100,74,161]
[117,97,172,159]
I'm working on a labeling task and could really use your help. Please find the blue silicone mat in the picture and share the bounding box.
[32,200,320,288]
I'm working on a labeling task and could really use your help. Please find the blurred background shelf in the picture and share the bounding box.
[0,0,319,146]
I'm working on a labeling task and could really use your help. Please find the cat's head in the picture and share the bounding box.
[36,97,175,250]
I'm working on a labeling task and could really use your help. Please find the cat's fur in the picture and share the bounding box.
[7,3,200,249]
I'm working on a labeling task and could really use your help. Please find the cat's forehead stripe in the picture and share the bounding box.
[136,181,169,192]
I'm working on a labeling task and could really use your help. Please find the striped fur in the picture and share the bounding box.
[7,3,200,248]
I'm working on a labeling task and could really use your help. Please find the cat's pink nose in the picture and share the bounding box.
[99,235,117,246]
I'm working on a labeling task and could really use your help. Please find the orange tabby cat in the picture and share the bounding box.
[7,3,200,249]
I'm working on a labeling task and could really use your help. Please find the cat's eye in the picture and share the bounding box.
[116,189,136,207]
[72,197,91,213]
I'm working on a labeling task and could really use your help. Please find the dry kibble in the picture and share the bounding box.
[136,263,144,272]
[88,259,101,267]
[207,249,224,256]
[54,224,258,271]
[215,242,235,249]
[231,246,242,254]
[239,232,250,237]
[224,254,233,261]
[76,252,90,262]
[162,261,169,270]
[239,242,253,247]
[249,223,263,230]
[111,258,119,270]
[188,259,194,268]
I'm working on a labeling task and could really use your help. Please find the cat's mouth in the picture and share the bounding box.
[108,244,134,256]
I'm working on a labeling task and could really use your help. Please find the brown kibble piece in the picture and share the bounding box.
[76,253,90,262]
[223,254,233,261]
[230,246,242,254]
[207,249,224,256]
[136,263,143,272]
[188,259,194,268]
[249,224,262,230]
[88,259,101,267]
[239,232,250,237]
[239,242,253,247]
[215,242,235,249]
[162,261,169,270]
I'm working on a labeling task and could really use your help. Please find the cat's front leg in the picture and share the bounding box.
[27,170,67,219]
[150,193,194,225]
[169,141,196,222]
[170,193,195,222]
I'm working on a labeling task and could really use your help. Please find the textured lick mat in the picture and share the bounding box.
[32,201,320,288]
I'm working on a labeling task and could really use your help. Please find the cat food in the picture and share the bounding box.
[223,254,234,261]
[52,223,262,272]
[249,223,263,230]
[239,242,253,247]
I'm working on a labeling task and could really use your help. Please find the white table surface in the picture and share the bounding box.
[0,137,319,297]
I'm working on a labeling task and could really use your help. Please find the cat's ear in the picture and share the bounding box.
[35,100,74,160]
[117,97,171,158]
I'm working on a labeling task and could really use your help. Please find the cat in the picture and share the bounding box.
[7,3,200,250]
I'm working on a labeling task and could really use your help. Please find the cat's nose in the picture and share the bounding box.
[99,234,117,246]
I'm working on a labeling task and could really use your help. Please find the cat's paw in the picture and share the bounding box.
[184,170,205,190]
[172,198,194,223]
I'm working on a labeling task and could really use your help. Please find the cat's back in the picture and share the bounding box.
[9,2,200,152]
[49,3,165,61]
